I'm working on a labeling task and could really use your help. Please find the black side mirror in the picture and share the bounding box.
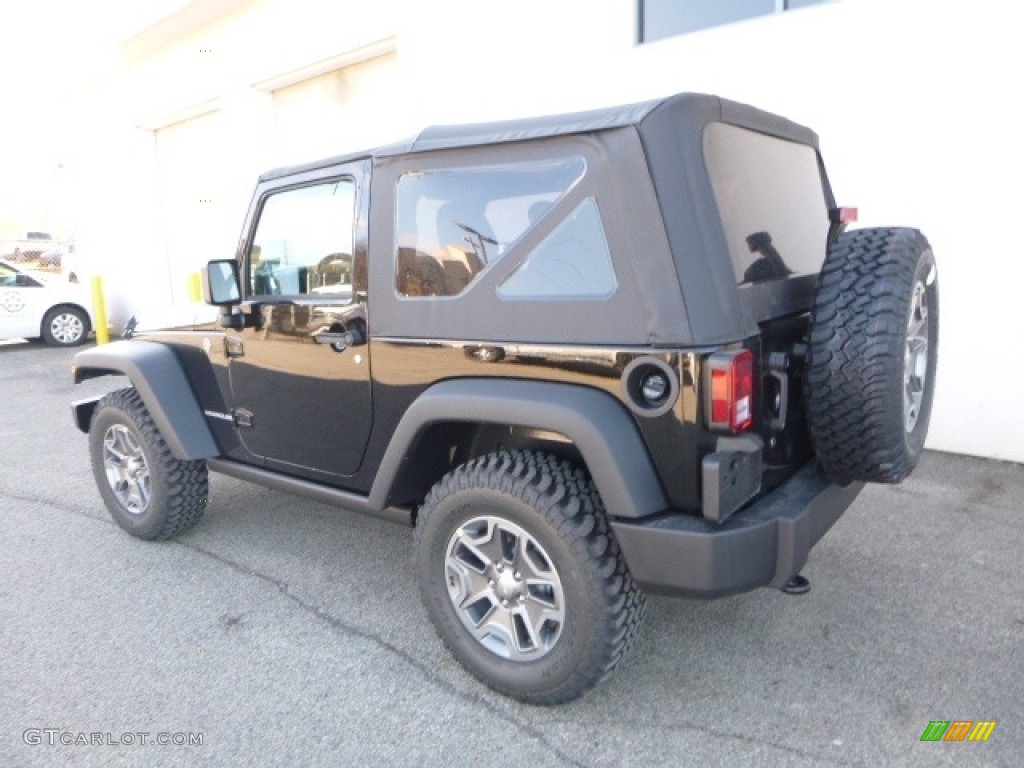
[202,259,248,329]
[202,260,241,306]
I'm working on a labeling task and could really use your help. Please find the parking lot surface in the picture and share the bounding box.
[1,340,1020,767]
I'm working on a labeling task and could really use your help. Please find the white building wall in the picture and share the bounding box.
[615,0,1024,464]
[271,52,399,165]
[67,0,1023,462]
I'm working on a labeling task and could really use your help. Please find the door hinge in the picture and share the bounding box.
[232,408,254,428]
[225,336,245,358]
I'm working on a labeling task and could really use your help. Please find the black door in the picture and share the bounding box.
[225,164,372,481]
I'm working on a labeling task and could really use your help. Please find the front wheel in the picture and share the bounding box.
[89,388,208,540]
[415,450,646,704]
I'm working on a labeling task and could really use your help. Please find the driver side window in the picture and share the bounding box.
[0,264,41,288]
[0,264,17,287]
[248,178,356,301]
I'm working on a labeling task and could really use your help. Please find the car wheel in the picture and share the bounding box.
[41,305,90,346]
[89,388,208,540]
[806,228,939,483]
[415,449,647,704]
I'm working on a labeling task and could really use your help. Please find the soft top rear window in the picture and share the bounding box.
[704,122,829,285]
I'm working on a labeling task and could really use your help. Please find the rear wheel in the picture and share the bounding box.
[41,305,89,346]
[806,228,939,483]
[89,388,208,540]
[415,450,646,704]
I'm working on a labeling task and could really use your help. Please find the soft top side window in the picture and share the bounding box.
[248,178,356,300]
[394,157,585,298]
[497,197,617,301]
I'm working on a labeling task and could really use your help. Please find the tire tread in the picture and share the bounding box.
[806,227,936,483]
[92,387,207,539]
[416,449,646,704]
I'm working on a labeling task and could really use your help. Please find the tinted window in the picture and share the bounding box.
[704,122,829,284]
[0,263,17,286]
[0,263,40,288]
[249,179,355,299]
[395,157,585,298]
[498,198,616,300]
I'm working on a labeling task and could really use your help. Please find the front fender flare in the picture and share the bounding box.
[71,340,219,461]
[370,379,669,519]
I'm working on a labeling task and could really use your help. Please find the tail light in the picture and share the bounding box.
[706,349,753,433]
[829,206,859,224]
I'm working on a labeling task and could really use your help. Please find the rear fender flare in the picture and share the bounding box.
[371,379,668,518]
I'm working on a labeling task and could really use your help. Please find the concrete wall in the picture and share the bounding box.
[66,0,1023,462]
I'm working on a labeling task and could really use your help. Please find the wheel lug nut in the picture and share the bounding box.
[501,599,509,608]
[514,571,522,581]
[488,580,495,587]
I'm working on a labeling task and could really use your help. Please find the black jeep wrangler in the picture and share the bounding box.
[71,93,938,704]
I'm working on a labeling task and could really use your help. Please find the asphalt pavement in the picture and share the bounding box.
[1,339,1020,767]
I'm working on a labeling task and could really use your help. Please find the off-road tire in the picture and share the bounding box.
[415,449,646,704]
[89,388,208,540]
[41,305,89,346]
[806,228,939,483]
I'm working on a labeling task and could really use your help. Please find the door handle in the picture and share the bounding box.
[312,327,365,352]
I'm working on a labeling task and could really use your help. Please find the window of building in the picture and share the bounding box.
[394,157,585,298]
[638,0,831,43]
[498,198,617,301]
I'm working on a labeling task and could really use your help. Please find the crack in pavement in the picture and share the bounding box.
[543,713,857,766]
[2,486,589,768]
[1,487,109,523]
[177,537,590,768]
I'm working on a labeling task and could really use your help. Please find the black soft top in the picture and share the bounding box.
[262,93,830,347]
[259,93,818,182]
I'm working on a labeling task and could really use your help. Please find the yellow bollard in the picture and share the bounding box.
[187,272,202,303]
[91,276,109,344]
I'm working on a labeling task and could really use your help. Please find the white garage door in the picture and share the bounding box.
[272,52,399,165]
[155,109,236,305]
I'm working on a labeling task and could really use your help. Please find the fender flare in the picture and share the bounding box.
[369,378,669,519]
[71,340,219,461]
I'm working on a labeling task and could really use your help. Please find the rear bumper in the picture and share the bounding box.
[610,462,863,598]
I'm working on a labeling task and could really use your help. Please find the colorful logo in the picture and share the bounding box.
[920,720,997,742]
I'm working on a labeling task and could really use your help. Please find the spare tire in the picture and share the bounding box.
[806,227,938,484]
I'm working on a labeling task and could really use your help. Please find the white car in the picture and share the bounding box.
[0,259,95,346]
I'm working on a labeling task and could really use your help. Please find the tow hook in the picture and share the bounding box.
[781,574,811,595]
